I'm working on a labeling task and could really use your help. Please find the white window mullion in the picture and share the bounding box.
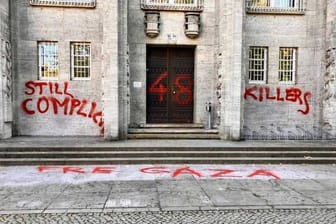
[38,41,59,80]
[279,47,297,84]
[248,46,268,84]
[292,48,297,83]
[71,42,91,80]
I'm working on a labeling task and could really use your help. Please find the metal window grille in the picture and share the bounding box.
[71,42,91,80]
[248,47,268,83]
[38,41,59,80]
[279,47,297,83]
[30,0,96,8]
[141,0,203,11]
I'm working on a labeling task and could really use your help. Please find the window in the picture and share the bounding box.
[38,42,59,80]
[246,0,305,14]
[272,0,295,7]
[248,47,268,83]
[279,47,297,83]
[250,0,296,7]
[71,42,91,80]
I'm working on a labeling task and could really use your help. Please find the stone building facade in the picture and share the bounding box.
[0,0,335,140]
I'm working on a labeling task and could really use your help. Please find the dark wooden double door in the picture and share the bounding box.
[147,47,194,123]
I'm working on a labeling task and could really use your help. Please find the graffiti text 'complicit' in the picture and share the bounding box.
[21,81,104,135]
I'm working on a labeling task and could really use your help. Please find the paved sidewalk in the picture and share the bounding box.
[1,164,336,223]
[1,165,336,214]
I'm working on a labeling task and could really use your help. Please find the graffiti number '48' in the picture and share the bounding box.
[148,72,193,106]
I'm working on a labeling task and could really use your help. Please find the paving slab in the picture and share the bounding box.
[63,182,111,193]
[252,190,318,206]
[279,179,328,191]
[106,191,158,208]
[0,192,59,211]
[296,190,336,205]
[48,192,108,209]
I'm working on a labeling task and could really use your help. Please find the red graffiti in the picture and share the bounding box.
[37,166,281,180]
[139,166,280,179]
[173,74,193,106]
[244,86,312,115]
[209,169,243,178]
[148,72,168,103]
[140,166,170,174]
[24,81,74,98]
[247,169,281,180]
[148,72,193,106]
[21,81,104,136]
[63,167,86,174]
[92,167,115,174]
[172,167,202,178]
[37,166,115,174]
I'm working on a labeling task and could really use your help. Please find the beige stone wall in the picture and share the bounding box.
[243,0,325,139]
[323,0,336,139]
[0,0,11,139]
[12,0,105,136]
[4,0,333,140]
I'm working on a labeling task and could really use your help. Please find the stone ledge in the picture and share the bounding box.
[246,7,305,15]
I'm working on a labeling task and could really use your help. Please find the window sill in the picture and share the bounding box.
[141,5,203,12]
[248,81,267,85]
[39,77,59,81]
[278,81,296,85]
[71,78,91,81]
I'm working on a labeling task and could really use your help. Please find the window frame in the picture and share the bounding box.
[278,47,297,84]
[70,42,92,81]
[248,46,268,84]
[38,41,59,81]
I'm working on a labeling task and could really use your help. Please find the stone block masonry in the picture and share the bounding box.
[0,0,335,140]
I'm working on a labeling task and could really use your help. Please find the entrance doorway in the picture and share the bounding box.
[146,46,194,123]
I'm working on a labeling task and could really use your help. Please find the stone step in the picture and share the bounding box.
[128,128,218,134]
[127,125,217,139]
[138,123,205,128]
[1,151,336,159]
[127,133,220,139]
[1,146,336,152]
[1,157,336,166]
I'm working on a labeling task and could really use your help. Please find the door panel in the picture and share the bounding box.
[146,48,168,123]
[147,47,194,123]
